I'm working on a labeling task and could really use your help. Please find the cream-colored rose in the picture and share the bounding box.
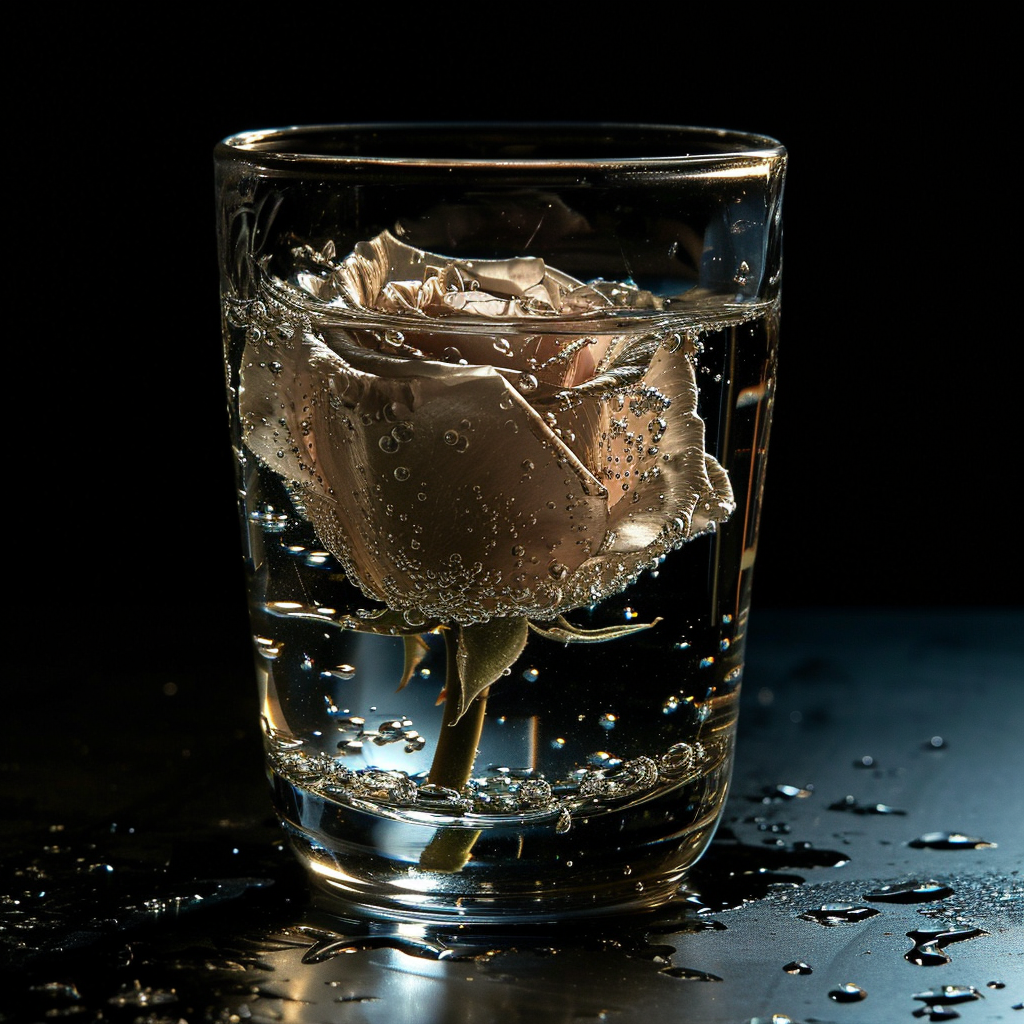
[239,231,734,627]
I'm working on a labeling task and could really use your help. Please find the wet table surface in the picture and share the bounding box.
[2,608,1022,1022]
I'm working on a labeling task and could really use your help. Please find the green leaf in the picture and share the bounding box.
[451,617,529,723]
[529,615,662,643]
[398,634,431,690]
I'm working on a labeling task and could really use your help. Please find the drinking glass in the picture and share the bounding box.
[215,124,786,923]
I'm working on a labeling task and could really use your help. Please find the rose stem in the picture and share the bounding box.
[419,629,486,872]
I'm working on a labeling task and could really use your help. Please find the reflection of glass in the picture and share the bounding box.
[215,124,787,923]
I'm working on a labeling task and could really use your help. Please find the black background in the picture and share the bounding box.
[15,18,1015,682]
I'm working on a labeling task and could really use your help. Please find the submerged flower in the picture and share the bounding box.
[238,231,734,626]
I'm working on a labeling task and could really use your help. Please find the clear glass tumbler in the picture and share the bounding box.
[215,124,786,923]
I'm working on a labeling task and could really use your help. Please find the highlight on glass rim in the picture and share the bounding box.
[215,123,787,922]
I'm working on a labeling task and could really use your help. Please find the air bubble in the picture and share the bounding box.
[443,430,459,446]
[394,466,410,481]
[379,435,399,453]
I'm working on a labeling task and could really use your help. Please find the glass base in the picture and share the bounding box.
[281,807,722,925]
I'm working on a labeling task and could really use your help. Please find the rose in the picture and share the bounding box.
[238,230,738,867]
[239,230,734,632]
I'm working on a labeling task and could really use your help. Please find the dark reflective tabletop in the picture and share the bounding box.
[3,609,1021,1022]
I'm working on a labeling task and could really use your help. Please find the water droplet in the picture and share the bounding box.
[108,981,178,1007]
[800,904,880,926]
[782,960,812,975]
[522,667,540,682]
[987,981,1006,989]
[913,985,984,1005]
[864,880,953,903]
[829,982,867,1002]
[521,459,535,472]
[770,784,812,800]
[855,754,876,767]
[383,329,405,347]
[493,337,512,356]
[659,966,723,981]
[599,713,617,730]
[555,808,572,833]
[511,544,525,557]
[926,735,947,749]
[548,561,568,580]
[517,372,539,392]
[442,346,463,363]
[909,832,996,850]
[905,926,988,966]
[828,795,906,815]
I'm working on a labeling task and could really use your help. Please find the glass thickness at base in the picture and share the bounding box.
[272,760,733,924]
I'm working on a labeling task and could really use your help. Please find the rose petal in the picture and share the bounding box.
[308,232,614,388]
[240,328,611,624]
[552,338,734,553]
[605,343,733,548]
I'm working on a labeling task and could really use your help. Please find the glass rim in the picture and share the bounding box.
[216,122,786,170]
